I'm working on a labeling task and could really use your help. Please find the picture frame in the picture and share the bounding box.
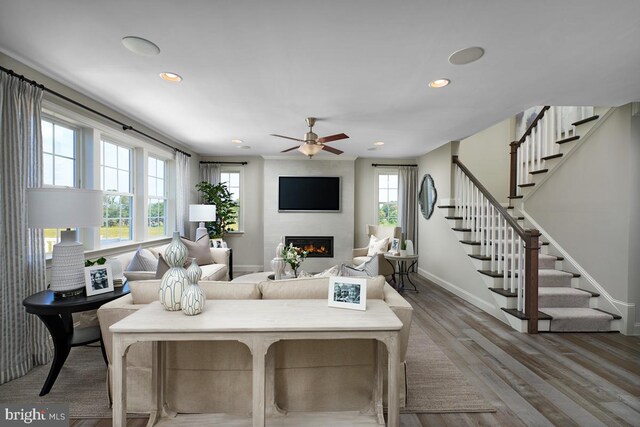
[211,238,226,249]
[84,264,114,296]
[328,276,367,311]
[389,238,400,254]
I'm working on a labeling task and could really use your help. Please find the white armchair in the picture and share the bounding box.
[352,224,402,277]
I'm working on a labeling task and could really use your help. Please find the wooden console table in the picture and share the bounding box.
[110,300,402,427]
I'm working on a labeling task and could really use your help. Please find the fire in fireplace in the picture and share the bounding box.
[284,236,334,258]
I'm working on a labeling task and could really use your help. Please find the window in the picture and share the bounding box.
[377,172,398,226]
[220,170,241,232]
[42,118,78,253]
[148,157,167,237]
[101,140,133,243]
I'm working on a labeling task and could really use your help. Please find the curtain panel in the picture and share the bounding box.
[0,72,50,384]
[175,151,191,237]
[199,163,220,187]
[398,166,418,251]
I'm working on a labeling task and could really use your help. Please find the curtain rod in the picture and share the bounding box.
[0,65,192,158]
[200,161,248,165]
[371,163,418,167]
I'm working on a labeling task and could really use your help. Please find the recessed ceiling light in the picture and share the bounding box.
[367,147,380,151]
[429,79,450,88]
[121,36,160,56]
[238,145,251,150]
[159,72,182,83]
[373,141,385,146]
[449,46,485,65]
[231,139,243,144]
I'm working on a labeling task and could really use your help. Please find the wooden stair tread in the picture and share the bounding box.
[574,288,600,297]
[518,183,535,188]
[530,169,549,175]
[489,287,517,297]
[452,227,471,232]
[501,308,553,321]
[556,135,580,145]
[508,195,524,199]
[479,270,514,278]
[445,216,463,220]
[592,308,622,320]
[460,240,481,246]
[572,115,599,126]
[438,205,456,209]
[541,153,563,161]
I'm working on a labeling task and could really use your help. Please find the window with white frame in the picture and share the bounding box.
[220,169,242,232]
[101,140,133,243]
[148,156,167,237]
[377,171,398,226]
[42,117,78,253]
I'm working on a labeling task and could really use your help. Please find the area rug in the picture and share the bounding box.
[402,324,495,413]
[0,327,493,417]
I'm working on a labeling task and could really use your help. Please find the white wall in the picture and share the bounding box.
[629,106,640,332]
[525,104,637,333]
[416,142,503,320]
[263,158,355,272]
[458,117,514,204]
[198,156,265,272]
[354,157,416,248]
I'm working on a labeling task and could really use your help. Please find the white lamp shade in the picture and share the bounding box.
[27,188,103,228]
[189,204,216,222]
[298,143,323,157]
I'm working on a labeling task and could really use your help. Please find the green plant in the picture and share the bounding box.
[85,257,107,267]
[195,181,239,239]
[281,243,308,278]
[401,241,407,251]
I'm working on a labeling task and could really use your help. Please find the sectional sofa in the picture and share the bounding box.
[97,275,413,415]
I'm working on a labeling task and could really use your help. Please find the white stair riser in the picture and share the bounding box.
[490,293,518,309]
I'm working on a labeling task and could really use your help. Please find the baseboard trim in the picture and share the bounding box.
[416,267,501,318]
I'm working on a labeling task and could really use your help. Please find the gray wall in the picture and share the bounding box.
[263,158,355,273]
[457,117,514,204]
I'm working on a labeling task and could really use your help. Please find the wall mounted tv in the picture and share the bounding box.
[278,176,341,212]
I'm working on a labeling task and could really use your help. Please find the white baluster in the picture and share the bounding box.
[474,187,479,241]
[510,228,516,293]
[490,205,495,272]
[497,216,503,274]
[517,145,522,186]
[517,236,523,312]
[478,194,484,255]
[503,224,509,289]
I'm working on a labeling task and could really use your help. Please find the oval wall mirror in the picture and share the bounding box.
[418,174,437,219]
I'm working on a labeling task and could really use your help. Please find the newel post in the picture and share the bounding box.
[524,229,540,334]
[509,141,519,199]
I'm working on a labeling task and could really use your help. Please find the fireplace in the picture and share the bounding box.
[285,236,334,258]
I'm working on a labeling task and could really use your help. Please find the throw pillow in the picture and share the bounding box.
[314,265,340,277]
[180,235,215,266]
[366,235,389,256]
[126,246,157,271]
[155,254,195,279]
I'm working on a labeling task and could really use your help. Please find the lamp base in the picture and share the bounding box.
[50,229,86,294]
[195,222,209,242]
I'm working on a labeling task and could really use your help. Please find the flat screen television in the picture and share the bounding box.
[278,176,341,212]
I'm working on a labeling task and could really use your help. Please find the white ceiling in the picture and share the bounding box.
[1,0,639,158]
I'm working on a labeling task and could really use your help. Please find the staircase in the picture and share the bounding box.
[443,106,622,333]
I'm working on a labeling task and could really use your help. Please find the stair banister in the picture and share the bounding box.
[453,156,540,333]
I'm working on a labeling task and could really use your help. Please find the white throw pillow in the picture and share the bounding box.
[366,235,389,256]
[126,246,158,271]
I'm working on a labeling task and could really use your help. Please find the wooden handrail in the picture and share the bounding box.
[452,156,527,241]
[516,106,550,145]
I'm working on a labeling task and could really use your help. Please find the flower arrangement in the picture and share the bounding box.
[281,243,308,278]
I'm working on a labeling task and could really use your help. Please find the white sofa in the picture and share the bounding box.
[97,275,413,414]
[112,243,231,282]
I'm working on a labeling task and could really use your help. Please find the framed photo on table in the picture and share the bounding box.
[328,276,367,311]
[84,264,114,296]
[389,238,400,255]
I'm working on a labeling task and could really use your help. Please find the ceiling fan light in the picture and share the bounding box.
[298,144,323,158]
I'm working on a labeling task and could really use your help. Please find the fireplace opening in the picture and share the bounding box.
[285,236,334,258]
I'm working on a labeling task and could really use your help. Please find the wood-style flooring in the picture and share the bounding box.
[71,274,640,427]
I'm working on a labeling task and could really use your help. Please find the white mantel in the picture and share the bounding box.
[263,158,355,272]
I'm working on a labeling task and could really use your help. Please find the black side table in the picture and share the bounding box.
[23,284,130,396]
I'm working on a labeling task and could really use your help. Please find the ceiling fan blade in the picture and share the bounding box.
[321,145,343,155]
[317,133,349,143]
[271,134,305,142]
[281,145,301,153]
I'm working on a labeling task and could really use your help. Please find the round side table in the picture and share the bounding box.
[383,253,419,293]
[23,284,130,396]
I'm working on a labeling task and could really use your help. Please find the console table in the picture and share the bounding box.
[110,300,402,427]
[23,283,130,396]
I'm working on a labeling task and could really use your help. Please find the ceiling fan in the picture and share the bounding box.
[271,117,349,158]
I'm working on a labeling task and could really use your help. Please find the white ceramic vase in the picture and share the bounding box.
[159,232,189,311]
[270,257,286,280]
[182,259,205,316]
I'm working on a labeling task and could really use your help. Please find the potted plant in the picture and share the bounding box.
[281,243,308,278]
[195,181,239,239]
[400,241,407,257]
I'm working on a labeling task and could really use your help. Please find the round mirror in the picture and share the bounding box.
[418,174,437,219]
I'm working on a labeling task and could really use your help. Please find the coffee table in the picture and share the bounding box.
[110,300,402,427]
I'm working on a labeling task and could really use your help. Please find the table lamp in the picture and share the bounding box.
[189,204,216,241]
[27,188,103,297]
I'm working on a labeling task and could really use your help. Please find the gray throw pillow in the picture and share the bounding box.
[155,254,195,279]
[126,246,158,271]
[180,235,214,266]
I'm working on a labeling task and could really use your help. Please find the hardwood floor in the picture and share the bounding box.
[71,274,640,426]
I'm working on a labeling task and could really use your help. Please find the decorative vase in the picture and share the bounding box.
[270,257,286,280]
[276,236,285,258]
[159,232,189,311]
[182,260,205,316]
[399,249,407,257]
